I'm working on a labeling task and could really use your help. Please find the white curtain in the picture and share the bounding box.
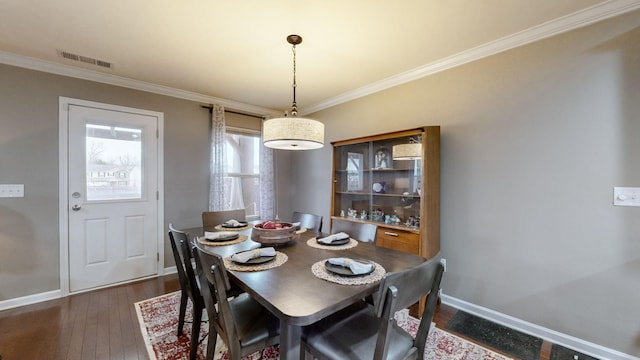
[209,105,227,211]
[259,118,276,220]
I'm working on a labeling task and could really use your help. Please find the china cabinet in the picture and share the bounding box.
[330,126,440,260]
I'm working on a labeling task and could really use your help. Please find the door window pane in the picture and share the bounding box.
[86,124,143,201]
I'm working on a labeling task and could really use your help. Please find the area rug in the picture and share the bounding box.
[135,292,513,360]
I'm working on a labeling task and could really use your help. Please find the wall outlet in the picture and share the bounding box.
[438,258,446,297]
[0,184,24,198]
[613,187,640,207]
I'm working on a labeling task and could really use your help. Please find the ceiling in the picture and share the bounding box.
[1,0,638,115]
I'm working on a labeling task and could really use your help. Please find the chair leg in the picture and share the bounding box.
[177,291,188,336]
[205,327,218,360]
[190,305,203,360]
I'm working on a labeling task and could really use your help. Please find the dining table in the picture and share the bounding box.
[185,223,427,360]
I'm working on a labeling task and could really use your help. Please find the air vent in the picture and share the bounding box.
[58,50,113,69]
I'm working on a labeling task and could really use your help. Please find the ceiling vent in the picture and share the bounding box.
[58,50,113,69]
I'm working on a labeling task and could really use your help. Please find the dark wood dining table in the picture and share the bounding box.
[186,224,427,360]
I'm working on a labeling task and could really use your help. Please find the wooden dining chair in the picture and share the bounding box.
[291,211,323,234]
[331,218,378,243]
[302,255,444,360]
[202,209,246,232]
[168,224,205,360]
[193,244,281,360]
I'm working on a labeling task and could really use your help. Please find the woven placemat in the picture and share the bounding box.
[197,234,248,246]
[224,252,288,272]
[214,224,252,231]
[311,259,385,285]
[306,237,358,250]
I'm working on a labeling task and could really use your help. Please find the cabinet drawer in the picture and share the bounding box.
[376,228,419,254]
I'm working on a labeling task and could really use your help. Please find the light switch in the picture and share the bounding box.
[0,184,25,198]
[613,187,640,207]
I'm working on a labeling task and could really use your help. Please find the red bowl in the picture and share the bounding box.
[251,221,298,245]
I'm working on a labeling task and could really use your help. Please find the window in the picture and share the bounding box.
[85,123,142,201]
[225,130,261,219]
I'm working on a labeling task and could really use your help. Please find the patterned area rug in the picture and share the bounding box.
[135,292,513,360]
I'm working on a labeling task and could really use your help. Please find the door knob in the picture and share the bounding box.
[72,204,82,211]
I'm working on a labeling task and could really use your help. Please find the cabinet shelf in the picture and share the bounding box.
[335,191,420,198]
[330,216,420,234]
[335,168,411,172]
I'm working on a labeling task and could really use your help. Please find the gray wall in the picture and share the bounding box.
[0,65,213,299]
[290,10,640,357]
[0,63,295,302]
[1,9,639,358]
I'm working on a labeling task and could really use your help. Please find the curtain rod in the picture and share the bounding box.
[200,104,265,119]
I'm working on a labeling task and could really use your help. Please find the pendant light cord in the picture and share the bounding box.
[291,43,298,117]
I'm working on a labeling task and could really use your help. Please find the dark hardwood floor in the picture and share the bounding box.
[0,275,181,360]
[0,274,553,360]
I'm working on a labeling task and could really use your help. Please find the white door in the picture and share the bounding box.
[66,102,160,292]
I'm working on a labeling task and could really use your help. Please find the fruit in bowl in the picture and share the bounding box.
[259,220,292,230]
[252,221,298,245]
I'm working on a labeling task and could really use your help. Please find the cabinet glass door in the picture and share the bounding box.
[334,133,423,229]
[370,135,421,228]
[334,142,370,218]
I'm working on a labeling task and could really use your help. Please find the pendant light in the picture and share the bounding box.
[392,136,422,160]
[263,35,325,150]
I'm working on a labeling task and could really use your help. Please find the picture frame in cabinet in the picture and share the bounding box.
[374,147,391,169]
[346,152,363,191]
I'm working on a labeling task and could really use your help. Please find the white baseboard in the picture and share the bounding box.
[441,294,639,360]
[1,270,178,312]
[0,289,61,311]
[164,266,177,275]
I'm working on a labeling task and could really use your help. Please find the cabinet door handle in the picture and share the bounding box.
[384,232,399,237]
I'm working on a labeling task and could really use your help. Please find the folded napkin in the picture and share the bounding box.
[328,257,374,275]
[204,231,238,240]
[317,232,350,244]
[231,247,276,263]
[224,219,245,226]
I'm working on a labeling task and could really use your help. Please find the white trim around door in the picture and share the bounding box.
[58,97,165,296]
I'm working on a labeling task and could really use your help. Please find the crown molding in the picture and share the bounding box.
[0,51,280,117]
[2,0,638,117]
[301,0,640,115]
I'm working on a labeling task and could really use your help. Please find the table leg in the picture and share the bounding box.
[280,323,302,360]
